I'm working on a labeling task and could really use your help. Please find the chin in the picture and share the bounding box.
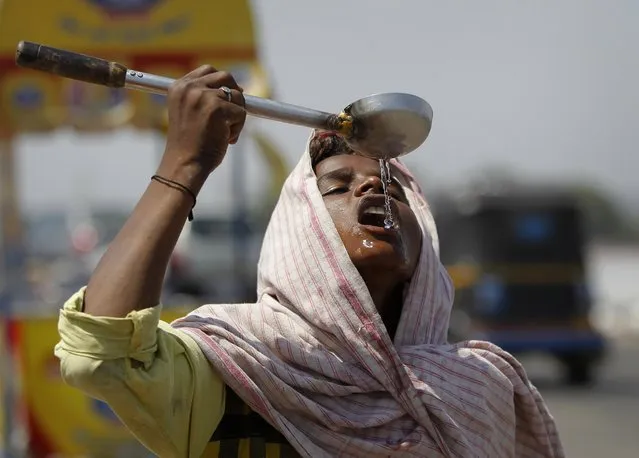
[341,224,418,279]
[351,244,413,277]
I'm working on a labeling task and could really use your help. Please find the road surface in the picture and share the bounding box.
[524,336,639,458]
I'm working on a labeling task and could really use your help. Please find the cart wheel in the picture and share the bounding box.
[564,359,593,386]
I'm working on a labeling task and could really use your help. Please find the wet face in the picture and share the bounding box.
[315,154,422,282]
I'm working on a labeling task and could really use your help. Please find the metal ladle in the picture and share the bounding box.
[15,41,433,159]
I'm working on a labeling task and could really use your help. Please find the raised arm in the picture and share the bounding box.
[83,65,246,317]
[55,66,246,457]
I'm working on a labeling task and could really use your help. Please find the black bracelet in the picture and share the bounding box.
[151,174,197,221]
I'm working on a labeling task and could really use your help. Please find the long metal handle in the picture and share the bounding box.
[123,69,345,131]
[15,41,351,134]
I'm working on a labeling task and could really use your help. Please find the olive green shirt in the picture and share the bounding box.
[54,288,227,457]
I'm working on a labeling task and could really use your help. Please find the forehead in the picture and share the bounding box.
[314,154,410,186]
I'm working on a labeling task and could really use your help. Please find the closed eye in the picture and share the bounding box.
[317,167,354,197]
[323,186,349,196]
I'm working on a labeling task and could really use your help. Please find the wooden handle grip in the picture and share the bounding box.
[15,41,127,88]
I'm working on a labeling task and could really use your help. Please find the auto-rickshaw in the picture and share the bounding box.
[432,189,607,385]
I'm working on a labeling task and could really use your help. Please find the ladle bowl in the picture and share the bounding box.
[344,92,433,159]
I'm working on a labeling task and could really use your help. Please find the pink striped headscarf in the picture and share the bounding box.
[172,133,564,457]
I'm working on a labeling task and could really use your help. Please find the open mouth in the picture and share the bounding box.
[358,205,388,227]
[357,195,399,230]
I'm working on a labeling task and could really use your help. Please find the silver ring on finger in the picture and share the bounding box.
[220,86,232,102]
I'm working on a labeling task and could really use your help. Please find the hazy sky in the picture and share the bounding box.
[15,0,638,215]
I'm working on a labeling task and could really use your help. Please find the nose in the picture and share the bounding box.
[354,175,384,196]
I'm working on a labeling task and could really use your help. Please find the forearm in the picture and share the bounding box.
[83,64,244,318]
[84,166,206,317]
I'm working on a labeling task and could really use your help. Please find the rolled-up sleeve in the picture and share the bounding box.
[54,288,225,458]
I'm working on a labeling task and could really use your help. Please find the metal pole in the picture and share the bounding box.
[230,129,249,302]
[0,133,27,458]
[124,70,343,132]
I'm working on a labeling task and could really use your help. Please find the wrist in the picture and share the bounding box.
[150,174,197,221]
[155,158,208,195]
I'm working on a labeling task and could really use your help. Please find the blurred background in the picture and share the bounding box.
[0,0,637,456]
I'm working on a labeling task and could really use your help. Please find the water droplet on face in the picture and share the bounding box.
[379,159,395,230]
[363,239,374,248]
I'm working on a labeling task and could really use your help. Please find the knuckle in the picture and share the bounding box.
[183,79,197,91]
[217,71,236,85]
[169,78,197,98]
[198,64,216,74]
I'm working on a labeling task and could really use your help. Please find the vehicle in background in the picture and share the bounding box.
[165,215,266,305]
[25,208,129,262]
[23,208,129,309]
[82,211,267,306]
[432,189,607,385]
[74,208,130,271]
[26,206,268,308]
